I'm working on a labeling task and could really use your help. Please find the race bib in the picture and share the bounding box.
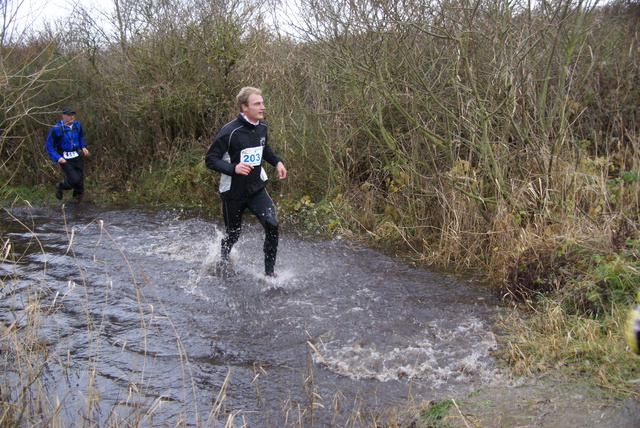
[63,151,79,159]
[240,146,263,166]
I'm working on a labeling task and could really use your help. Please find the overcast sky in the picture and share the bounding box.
[7,0,112,36]
[7,0,301,41]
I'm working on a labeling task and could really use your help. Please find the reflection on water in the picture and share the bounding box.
[0,203,502,426]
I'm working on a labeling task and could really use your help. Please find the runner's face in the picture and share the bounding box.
[242,94,264,123]
[62,113,75,125]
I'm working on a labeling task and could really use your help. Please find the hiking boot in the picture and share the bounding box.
[265,272,278,278]
[55,183,63,200]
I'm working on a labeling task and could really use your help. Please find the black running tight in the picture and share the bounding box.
[220,188,279,275]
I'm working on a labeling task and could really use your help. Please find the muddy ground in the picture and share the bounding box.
[438,375,640,427]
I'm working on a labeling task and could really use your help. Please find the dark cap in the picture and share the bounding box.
[61,107,76,115]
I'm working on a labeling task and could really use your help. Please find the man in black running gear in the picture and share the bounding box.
[205,87,287,277]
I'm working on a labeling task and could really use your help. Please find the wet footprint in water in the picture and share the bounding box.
[262,285,287,297]
[260,275,287,296]
[206,261,236,278]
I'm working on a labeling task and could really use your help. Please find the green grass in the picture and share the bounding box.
[404,400,454,427]
[1,184,52,204]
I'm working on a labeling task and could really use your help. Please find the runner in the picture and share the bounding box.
[205,87,287,277]
[45,107,89,203]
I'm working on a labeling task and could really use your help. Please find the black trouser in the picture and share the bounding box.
[58,156,84,198]
[220,188,279,275]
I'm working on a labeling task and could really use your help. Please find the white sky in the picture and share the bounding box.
[7,0,113,36]
[7,0,301,41]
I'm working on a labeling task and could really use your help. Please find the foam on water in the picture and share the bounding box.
[312,315,499,385]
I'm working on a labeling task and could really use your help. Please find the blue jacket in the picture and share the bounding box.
[45,120,86,162]
[205,113,283,200]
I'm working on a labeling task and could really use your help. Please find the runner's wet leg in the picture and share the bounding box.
[264,223,278,276]
[248,189,279,276]
[221,198,245,264]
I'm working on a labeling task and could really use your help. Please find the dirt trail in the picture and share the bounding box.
[442,376,640,427]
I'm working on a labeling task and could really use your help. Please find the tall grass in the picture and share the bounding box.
[499,301,640,396]
[494,228,640,393]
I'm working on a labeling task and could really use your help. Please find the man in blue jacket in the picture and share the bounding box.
[205,87,287,277]
[45,107,89,202]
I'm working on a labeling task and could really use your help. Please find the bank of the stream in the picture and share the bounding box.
[419,375,640,427]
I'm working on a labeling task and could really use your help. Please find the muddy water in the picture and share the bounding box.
[0,204,502,426]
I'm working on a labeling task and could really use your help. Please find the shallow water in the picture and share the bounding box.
[0,203,502,426]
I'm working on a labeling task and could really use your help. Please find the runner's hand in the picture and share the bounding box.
[276,162,287,179]
[235,162,253,175]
